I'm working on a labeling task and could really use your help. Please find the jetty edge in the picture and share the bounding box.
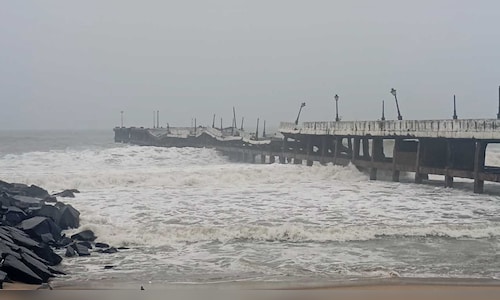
[0,180,119,289]
[115,118,500,194]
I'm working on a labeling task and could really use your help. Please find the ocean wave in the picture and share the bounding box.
[65,221,500,247]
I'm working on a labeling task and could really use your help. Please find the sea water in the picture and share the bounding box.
[1,130,500,286]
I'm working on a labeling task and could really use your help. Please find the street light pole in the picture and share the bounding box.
[381,101,385,121]
[335,94,340,122]
[120,111,124,127]
[453,95,458,120]
[295,102,306,125]
[391,88,403,120]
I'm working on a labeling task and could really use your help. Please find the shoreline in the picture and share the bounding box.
[5,276,500,290]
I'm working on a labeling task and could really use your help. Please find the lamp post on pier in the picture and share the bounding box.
[334,94,340,122]
[381,101,385,121]
[453,95,458,120]
[295,102,306,125]
[120,111,124,127]
[390,88,403,120]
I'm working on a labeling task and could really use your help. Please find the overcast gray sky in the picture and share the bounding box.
[1,0,500,130]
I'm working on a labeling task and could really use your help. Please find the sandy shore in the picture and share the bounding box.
[2,278,500,300]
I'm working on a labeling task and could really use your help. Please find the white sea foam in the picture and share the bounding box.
[2,144,500,283]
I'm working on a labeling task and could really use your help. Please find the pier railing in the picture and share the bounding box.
[279,119,500,140]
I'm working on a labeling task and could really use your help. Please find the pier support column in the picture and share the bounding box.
[333,137,341,165]
[473,141,486,194]
[445,140,454,188]
[415,139,424,184]
[352,138,360,161]
[280,138,288,164]
[392,139,400,182]
[306,136,313,166]
[362,138,370,160]
[250,154,256,164]
[260,154,266,164]
[269,155,275,164]
[320,136,327,165]
[294,158,302,165]
[370,138,383,180]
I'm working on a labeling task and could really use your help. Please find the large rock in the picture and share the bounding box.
[20,253,54,282]
[5,206,28,225]
[19,216,62,242]
[71,230,97,242]
[33,245,62,266]
[23,185,49,199]
[11,195,42,209]
[65,246,76,257]
[57,204,80,229]
[71,243,90,256]
[1,254,43,284]
[32,204,62,224]
[53,189,77,198]
[5,226,40,248]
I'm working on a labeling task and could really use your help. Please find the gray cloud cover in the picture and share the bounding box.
[1,0,499,130]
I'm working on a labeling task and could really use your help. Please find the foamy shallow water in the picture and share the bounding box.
[1,142,500,285]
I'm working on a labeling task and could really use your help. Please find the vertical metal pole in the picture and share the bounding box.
[153,111,156,128]
[255,118,259,141]
[241,117,244,131]
[120,111,124,127]
[381,101,385,121]
[497,86,500,119]
[262,120,266,138]
[453,95,458,120]
[157,110,159,128]
[194,118,197,135]
[212,114,216,128]
[220,118,223,131]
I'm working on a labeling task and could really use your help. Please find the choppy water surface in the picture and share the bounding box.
[1,130,500,286]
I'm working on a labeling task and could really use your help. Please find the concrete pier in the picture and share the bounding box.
[114,118,500,194]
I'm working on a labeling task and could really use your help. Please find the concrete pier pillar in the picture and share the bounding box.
[306,136,313,166]
[392,139,400,182]
[307,160,313,166]
[415,139,424,183]
[320,136,327,165]
[353,138,360,161]
[260,154,266,164]
[473,141,486,194]
[250,154,256,164]
[269,155,275,164]
[445,175,454,188]
[445,140,454,188]
[362,138,370,159]
[333,137,340,165]
[294,158,302,165]
[370,138,382,180]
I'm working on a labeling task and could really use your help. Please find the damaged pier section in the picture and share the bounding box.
[279,119,500,194]
[114,118,500,194]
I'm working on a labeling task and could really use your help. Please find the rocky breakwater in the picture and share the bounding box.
[0,180,120,288]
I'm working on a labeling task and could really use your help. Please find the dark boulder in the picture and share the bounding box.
[0,180,13,190]
[43,195,58,203]
[0,270,7,288]
[99,247,118,254]
[24,185,49,199]
[0,194,12,208]
[33,245,62,266]
[71,243,90,256]
[0,241,22,260]
[53,190,76,198]
[1,254,43,284]
[5,206,28,225]
[65,246,76,258]
[11,195,42,209]
[40,233,56,244]
[71,230,97,242]
[95,242,110,249]
[19,216,62,242]
[77,241,92,249]
[56,235,73,248]
[58,204,80,229]
[32,204,62,224]
[20,253,53,282]
[6,227,40,248]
